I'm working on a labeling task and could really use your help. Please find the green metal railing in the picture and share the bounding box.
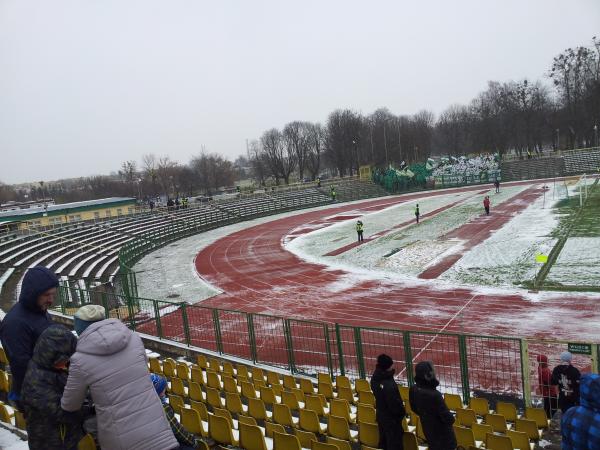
[54,285,599,407]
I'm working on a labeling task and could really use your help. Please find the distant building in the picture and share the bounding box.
[0,197,136,231]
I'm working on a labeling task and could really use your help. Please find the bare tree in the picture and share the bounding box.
[305,123,324,180]
[261,128,297,184]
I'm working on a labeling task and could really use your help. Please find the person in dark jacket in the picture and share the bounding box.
[415,204,420,224]
[409,361,456,450]
[151,374,206,450]
[20,324,84,450]
[552,351,581,413]
[0,266,58,408]
[370,354,405,450]
[561,373,600,450]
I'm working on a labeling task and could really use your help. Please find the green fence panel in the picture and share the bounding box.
[409,332,462,396]
[287,319,331,376]
[185,305,218,352]
[357,327,409,385]
[334,325,362,379]
[217,309,251,360]
[130,297,161,338]
[148,300,186,344]
[251,314,290,370]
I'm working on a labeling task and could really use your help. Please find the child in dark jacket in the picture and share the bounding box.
[20,324,84,450]
[151,374,206,450]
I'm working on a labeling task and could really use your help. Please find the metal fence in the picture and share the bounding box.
[54,285,599,408]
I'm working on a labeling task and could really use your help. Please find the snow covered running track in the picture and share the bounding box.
[191,181,600,342]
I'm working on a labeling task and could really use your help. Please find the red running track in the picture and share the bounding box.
[193,181,600,342]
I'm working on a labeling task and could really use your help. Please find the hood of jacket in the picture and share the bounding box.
[414,360,440,388]
[19,266,59,313]
[580,374,600,412]
[76,319,131,356]
[31,324,77,370]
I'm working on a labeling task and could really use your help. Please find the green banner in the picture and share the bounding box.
[568,343,592,355]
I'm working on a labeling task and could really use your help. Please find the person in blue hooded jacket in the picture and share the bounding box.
[0,266,58,409]
[561,373,600,450]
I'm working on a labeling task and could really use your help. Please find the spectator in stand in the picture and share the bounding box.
[561,374,600,450]
[552,351,581,414]
[0,266,58,410]
[370,354,405,450]
[415,204,420,224]
[20,325,84,450]
[151,374,208,450]
[61,305,178,450]
[483,196,490,215]
[494,178,500,193]
[356,220,364,243]
[537,354,558,419]
[409,361,456,450]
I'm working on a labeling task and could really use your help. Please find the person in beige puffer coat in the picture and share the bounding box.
[61,306,177,450]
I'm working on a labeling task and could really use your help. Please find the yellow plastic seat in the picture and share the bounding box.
[196,354,208,369]
[290,387,307,403]
[260,386,279,406]
[524,407,550,429]
[170,377,187,397]
[188,381,204,402]
[398,385,409,402]
[222,361,235,377]
[190,399,209,421]
[206,386,225,409]
[335,375,352,392]
[414,414,426,441]
[0,348,8,365]
[507,430,533,450]
[485,413,511,433]
[222,375,240,394]
[358,421,379,448]
[176,362,190,381]
[497,402,520,422]
[330,398,356,424]
[191,366,204,385]
[326,436,353,450]
[209,413,239,446]
[299,409,327,434]
[336,386,356,404]
[226,392,248,415]
[300,378,316,395]
[206,370,222,390]
[328,415,358,442]
[317,372,333,386]
[273,403,299,428]
[469,397,491,416]
[252,367,266,383]
[456,408,479,427]
[454,425,481,449]
[282,390,304,411]
[356,403,376,423]
[472,423,493,443]
[181,407,208,437]
[148,357,162,375]
[403,431,421,450]
[241,380,259,399]
[237,365,251,381]
[248,397,273,421]
[283,374,297,390]
[318,381,335,400]
[265,421,286,438]
[296,429,318,448]
[167,394,184,414]
[515,418,543,440]
[14,410,26,430]
[77,433,97,450]
[445,393,464,411]
[357,390,375,406]
[213,407,235,430]
[354,379,370,393]
[305,395,329,417]
[238,414,257,426]
[162,358,177,378]
[273,431,301,450]
[267,371,281,387]
[208,358,221,372]
[312,441,338,450]
[486,432,514,450]
[239,422,269,450]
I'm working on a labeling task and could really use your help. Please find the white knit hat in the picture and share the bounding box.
[75,304,106,321]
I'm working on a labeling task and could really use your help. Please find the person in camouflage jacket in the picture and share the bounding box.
[21,325,84,450]
[562,373,600,450]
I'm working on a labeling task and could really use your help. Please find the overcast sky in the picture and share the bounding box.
[1,0,599,184]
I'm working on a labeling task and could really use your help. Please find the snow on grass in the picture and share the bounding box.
[0,427,27,450]
[440,184,560,287]
[546,237,600,286]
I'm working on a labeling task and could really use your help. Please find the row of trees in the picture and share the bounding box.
[248,37,600,182]
[2,38,598,203]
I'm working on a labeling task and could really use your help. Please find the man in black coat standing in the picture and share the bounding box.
[409,361,456,450]
[370,354,406,450]
[0,266,58,409]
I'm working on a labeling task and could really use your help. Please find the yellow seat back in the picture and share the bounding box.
[358,421,379,447]
[299,409,323,434]
[456,408,478,427]
[296,429,317,448]
[238,414,257,426]
[358,390,375,406]
[190,399,209,421]
[176,362,189,381]
[507,430,531,450]
[206,386,224,409]
[524,407,549,428]
[330,399,352,422]
[486,432,514,450]
[265,421,286,438]
[472,422,493,442]
[191,366,204,385]
[453,425,476,448]
[248,398,269,421]
[328,415,351,440]
[239,422,268,450]
[326,436,353,450]
[206,370,221,390]
[77,434,97,450]
[148,357,162,375]
[402,431,419,450]
[273,403,295,427]
[469,397,490,416]
[273,431,302,450]
[181,407,204,436]
[260,386,277,406]
[305,395,326,416]
[357,403,376,423]
[445,393,463,411]
[167,394,184,414]
[189,381,203,402]
[516,418,541,440]
[170,377,186,397]
[282,390,301,410]
[209,413,237,446]
[355,379,370,393]
[311,441,337,450]
[485,413,508,432]
[225,392,245,415]
[283,374,297,390]
[497,401,518,422]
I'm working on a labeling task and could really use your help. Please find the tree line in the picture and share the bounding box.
[1,37,598,204]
